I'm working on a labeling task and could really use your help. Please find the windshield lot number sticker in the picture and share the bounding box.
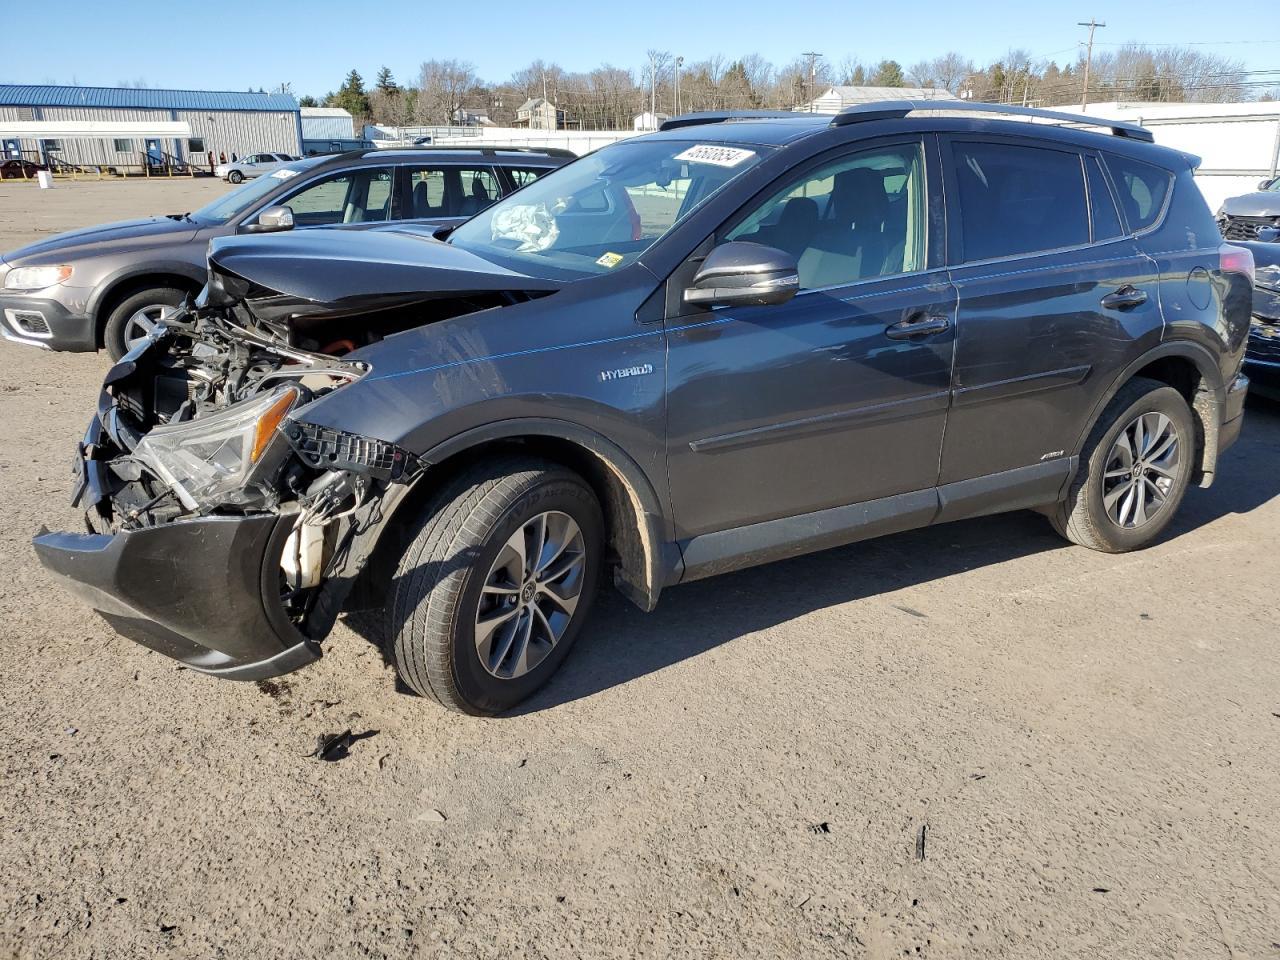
[596,251,624,268]
[673,145,756,168]
[270,169,300,179]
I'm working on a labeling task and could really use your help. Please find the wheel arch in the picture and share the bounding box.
[1077,340,1226,486]
[361,419,677,614]
[87,264,206,347]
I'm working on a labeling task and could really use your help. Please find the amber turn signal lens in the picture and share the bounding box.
[250,388,299,464]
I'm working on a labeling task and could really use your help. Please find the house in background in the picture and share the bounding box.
[453,107,495,126]
[514,97,568,130]
[805,85,956,113]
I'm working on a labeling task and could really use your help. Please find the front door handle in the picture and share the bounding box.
[885,314,951,340]
[1101,285,1148,310]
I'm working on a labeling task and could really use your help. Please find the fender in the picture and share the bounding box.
[1071,337,1226,483]
[85,259,208,325]
[419,417,680,611]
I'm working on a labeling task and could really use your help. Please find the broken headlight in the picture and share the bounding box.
[134,386,300,511]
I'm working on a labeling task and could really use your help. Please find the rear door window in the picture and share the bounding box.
[406,166,501,218]
[951,141,1089,262]
[1104,155,1172,232]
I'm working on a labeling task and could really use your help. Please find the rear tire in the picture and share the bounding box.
[388,457,603,715]
[102,286,188,360]
[1050,377,1195,553]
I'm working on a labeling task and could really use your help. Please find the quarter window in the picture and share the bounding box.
[1105,155,1172,232]
[728,142,927,289]
[952,142,1088,262]
[508,167,550,188]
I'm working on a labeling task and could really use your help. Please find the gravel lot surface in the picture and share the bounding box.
[1,178,1278,959]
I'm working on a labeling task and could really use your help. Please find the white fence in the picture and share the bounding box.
[367,125,633,156]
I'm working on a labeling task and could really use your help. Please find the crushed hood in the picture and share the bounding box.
[206,227,560,315]
[1220,192,1280,218]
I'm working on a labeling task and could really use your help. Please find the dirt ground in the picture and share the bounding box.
[0,178,1277,959]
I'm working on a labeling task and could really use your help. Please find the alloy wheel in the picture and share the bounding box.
[474,510,587,680]
[1102,411,1181,529]
[123,304,178,352]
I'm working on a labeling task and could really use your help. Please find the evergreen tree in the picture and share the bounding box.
[375,66,398,94]
[329,69,371,117]
[870,60,904,87]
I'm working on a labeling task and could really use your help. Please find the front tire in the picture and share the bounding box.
[227,170,244,184]
[1050,377,1195,552]
[102,286,188,360]
[388,458,603,715]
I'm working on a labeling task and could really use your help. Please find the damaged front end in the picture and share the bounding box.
[34,228,564,679]
[32,291,423,680]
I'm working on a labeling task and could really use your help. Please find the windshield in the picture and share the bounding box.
[448,138,771,277]
[190,158,325,224]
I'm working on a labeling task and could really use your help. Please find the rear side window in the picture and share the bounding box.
[1087,156,1125,241]
[952,142,1088,262]
[1105,155,1172,232]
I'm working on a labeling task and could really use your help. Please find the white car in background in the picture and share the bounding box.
[214,152,299,184]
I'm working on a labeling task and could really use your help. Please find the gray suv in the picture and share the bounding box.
[0,147,571,358]
[33,103,1252,716]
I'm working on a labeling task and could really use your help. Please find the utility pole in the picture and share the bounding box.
[674,56,684,116]
[1077,18,1105,110]
[648,51,659,129]
[802,51,823,111]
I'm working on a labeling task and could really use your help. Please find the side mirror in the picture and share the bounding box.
[1258,178,1277,191]
[683,241,800,308]
[244,205,295,234]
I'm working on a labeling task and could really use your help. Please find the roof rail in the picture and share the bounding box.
[367,144,578,158]
[830,100,1155,142]
[659,110,812,131]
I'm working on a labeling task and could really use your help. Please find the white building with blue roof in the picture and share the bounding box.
[0,84,301,170]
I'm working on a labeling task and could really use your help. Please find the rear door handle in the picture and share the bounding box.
[885,314,951,340]
[1101,285,1148,310]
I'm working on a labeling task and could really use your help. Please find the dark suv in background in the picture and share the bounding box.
[0,146,571,358]
[34,102,1253,716]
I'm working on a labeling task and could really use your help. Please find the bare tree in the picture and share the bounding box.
[642,49,674,120]
[907,53,974,95]
[416,59,478,124]
[370,87,415,127]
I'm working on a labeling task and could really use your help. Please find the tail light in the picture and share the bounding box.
[1220,243,1255,286]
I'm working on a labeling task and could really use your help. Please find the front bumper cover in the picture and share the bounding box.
[0,290,97,352]
[33,512,320,680]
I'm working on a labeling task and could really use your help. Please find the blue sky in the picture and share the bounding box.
[2,0,1275,96]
